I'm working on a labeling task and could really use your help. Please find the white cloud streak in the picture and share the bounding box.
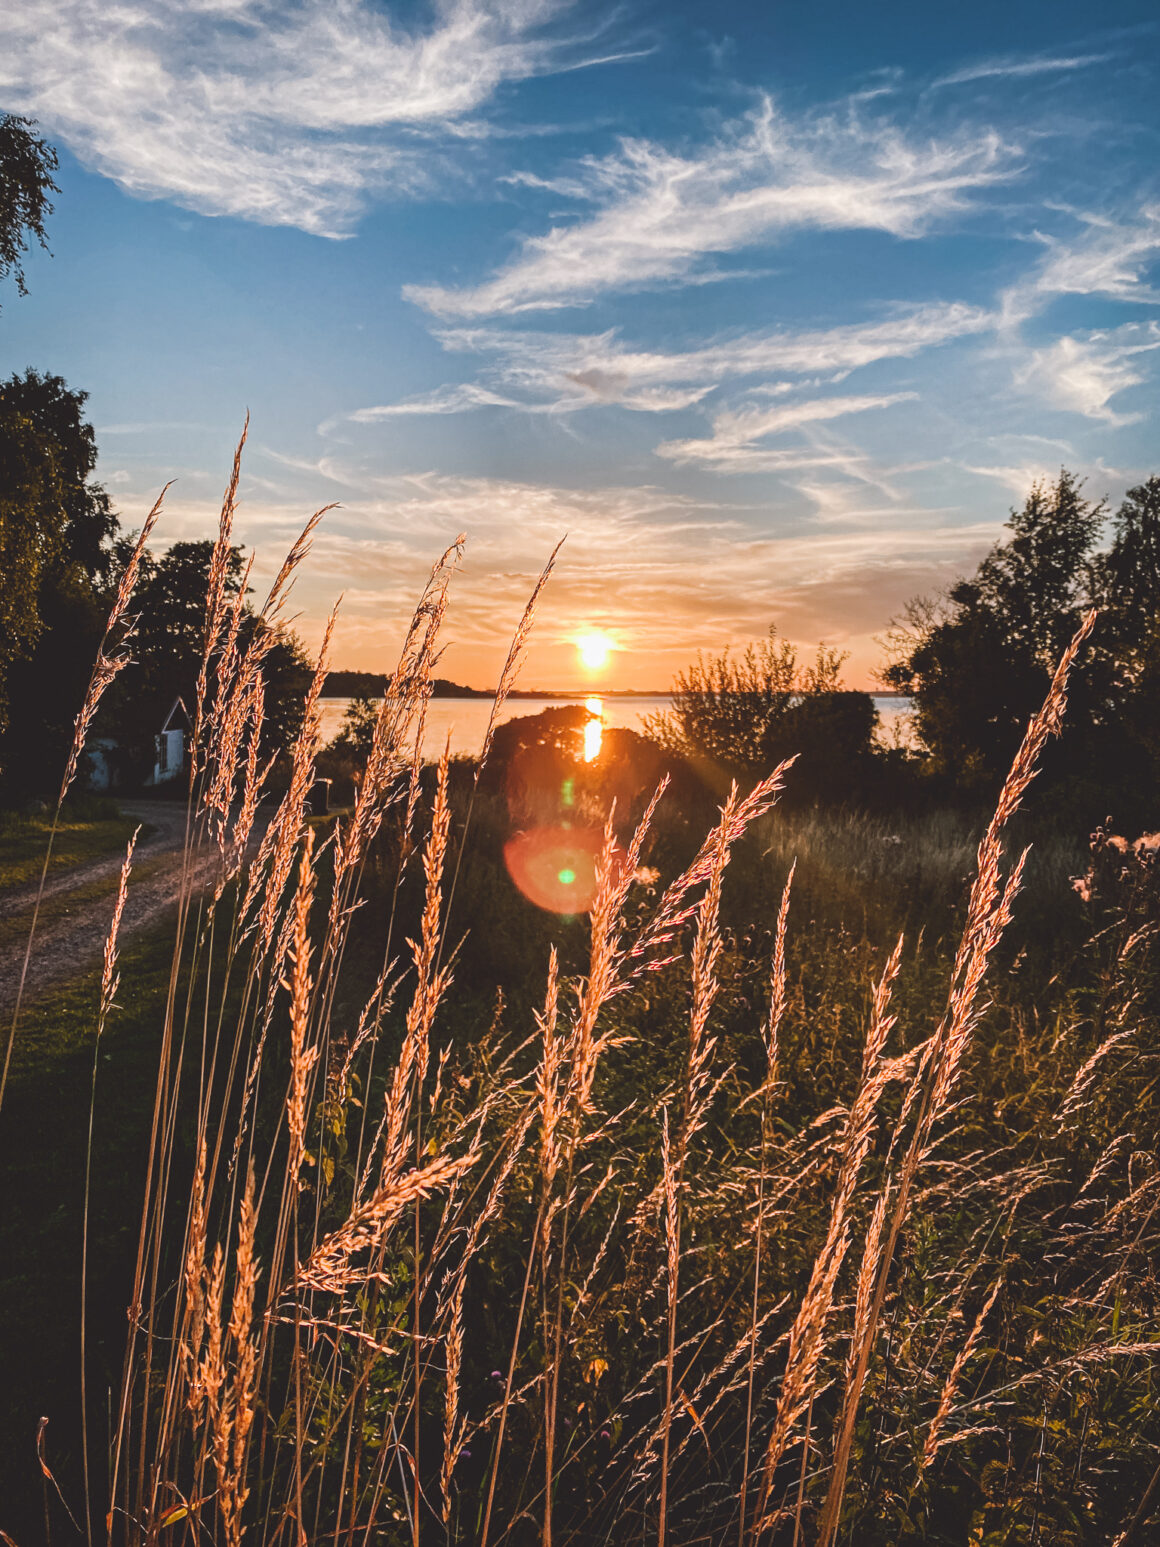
[1014,322,1160,424]
[1005,206,1160,317]
[0,0,599,234]
[432,301,994,410]
[656,392,918,471]
[336,384,522,427]
[931,51,1113,88]
[406,97,1016,316]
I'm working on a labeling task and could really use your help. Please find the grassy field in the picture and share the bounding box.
[0,801,143,893]
[0,919,179,1528]
[1,528,1157,1547]
[4,775,1156,1544]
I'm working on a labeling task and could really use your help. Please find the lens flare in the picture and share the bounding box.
[503,826,607,913]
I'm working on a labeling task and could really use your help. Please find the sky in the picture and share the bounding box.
[1,0,1158,692]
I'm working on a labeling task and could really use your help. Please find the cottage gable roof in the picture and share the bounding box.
[161,696,191,734]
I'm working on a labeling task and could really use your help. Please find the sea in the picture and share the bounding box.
[317,695,914,760]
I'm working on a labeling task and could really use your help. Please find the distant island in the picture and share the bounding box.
[320,671,672,699]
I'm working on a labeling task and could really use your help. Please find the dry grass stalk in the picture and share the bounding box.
[220,1167,260,1547]
[330,540,462,915]
[202,498,334,843]
[100,827,140,1020]
[658,1106,680,1547]
[816,611,1097,1547]
[221,676,270,887]
[919,1274,1003,1474]
[244,604,336,959]
[631,759,794,972]
[751,937,905,1539]
[286,829,319,1187]
[659,793,734,1547]
[739,861,795,1544]
[441,1274,467,1527]
[181,1139,210,1416]
[81,825,141,1537]
[298,1154,467,1294]
[476,540,564,777]
[60,487,169,805]
[192,421,248,764]
[479,954,562,1547]
[176,1165,261,1547]
[537,947,562,1189]
[373,748,452,1190]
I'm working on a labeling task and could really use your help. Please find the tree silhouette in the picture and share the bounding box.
[885,470,1160,821]
[0,372,117,788]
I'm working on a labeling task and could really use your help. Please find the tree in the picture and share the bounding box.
[885,469,1160,821]
[106,539,312,783]
[329,695,380,760]
[0,114,58,307]
[0,372,117,791]
[648,627,880,803]
[1091,477,1160,809]
[883,471,1106,793]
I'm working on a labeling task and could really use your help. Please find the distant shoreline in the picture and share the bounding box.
[321,672,907,701]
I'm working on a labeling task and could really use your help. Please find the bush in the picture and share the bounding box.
[646,627,883,805]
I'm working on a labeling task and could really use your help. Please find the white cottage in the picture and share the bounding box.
[86,696,190,790]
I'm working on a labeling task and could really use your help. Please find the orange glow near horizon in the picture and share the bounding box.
[576,632,613,672]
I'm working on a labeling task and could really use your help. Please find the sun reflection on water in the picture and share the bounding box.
[583,696,603,761]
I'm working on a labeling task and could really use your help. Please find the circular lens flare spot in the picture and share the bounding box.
[504,826,613,914]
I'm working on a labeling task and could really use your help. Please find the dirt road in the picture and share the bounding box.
[0,801,223,1011]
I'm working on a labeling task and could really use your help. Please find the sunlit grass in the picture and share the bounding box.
[2,448,1157,1546]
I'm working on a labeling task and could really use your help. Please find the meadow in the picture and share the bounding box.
[0,468,1158,1547]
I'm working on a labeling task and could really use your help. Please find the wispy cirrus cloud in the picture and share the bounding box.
[0,0,612,235]
[1005,206,1160,317]
[431,301,994,410]
[656,392,918,471]
[405,97,1017,317]
[931,50,1113,89]
[1014,322,1160,424]
[319,383,522,433]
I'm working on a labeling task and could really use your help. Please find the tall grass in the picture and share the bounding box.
[5,445,1160,1546]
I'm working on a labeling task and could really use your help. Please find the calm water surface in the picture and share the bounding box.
[318,695,913,759]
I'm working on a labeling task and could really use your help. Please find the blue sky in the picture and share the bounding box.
[1,0,1158,689]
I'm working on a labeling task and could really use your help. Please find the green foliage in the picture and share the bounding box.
[0,371,117,790]
[0,801,135,892]
[647,626,881,802]
[885,470,1160,822]
[328,693,380,759]
[105,538,311,781]
[0,114,58,304]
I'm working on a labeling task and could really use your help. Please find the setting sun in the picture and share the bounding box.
[576,632,613,671]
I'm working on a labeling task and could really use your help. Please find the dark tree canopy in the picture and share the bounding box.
[103,539,312,785]
[0,372,117,781]
[0,114,58,303]
[885,470,1160,821]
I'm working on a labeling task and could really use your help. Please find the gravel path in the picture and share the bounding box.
[0,801,226,1011]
